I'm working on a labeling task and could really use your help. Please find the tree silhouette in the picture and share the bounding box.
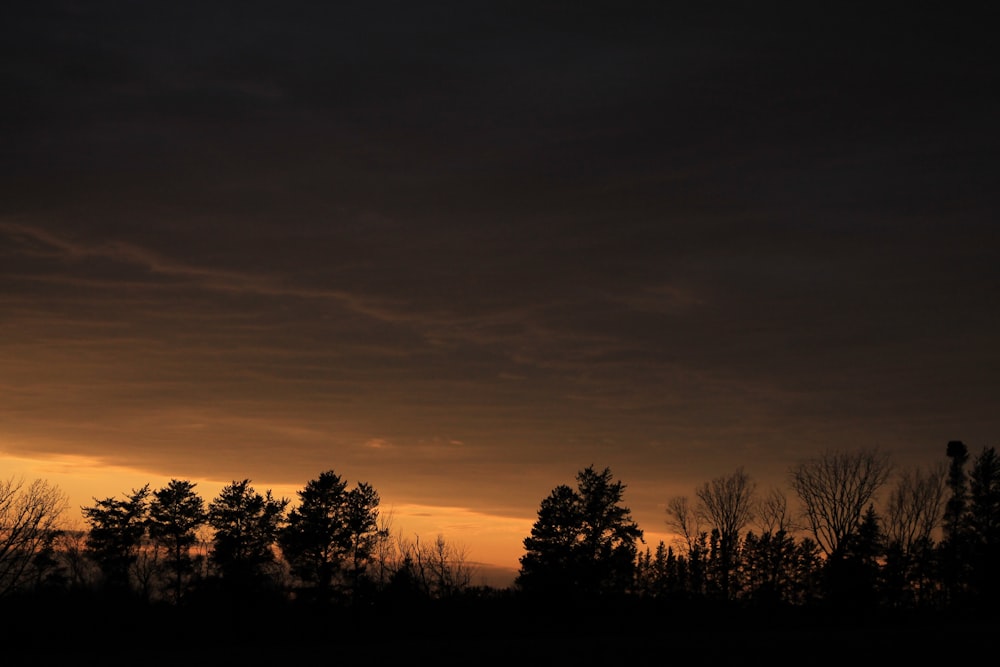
[884,465,946,553]
[943,441,970,543]
[8,441,1000,641]
[940,440,972,603]
[789,448,892,560]
[517,466,642,600]
[207,479,288,593]
[277,470,379,603]
[882,464,946,608]
[148,479,206,603]
[790,449,892,607]
[82,485,150,592]
[695,467,756,599]
[0,477,68,598]
[827,504,884,610]
[342,481,381,587]
[402,533,475,599]
[967,446,1000,605]
[664,494,709,597]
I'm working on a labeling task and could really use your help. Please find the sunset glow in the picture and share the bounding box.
[2,2,997,583]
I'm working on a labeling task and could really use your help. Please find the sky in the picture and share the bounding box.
[2,2,998,583]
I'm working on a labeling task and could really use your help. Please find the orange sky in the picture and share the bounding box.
[1,449,680,585]
[2,3,998,585]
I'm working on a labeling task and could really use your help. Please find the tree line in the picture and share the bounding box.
[1,441,998,620]
[1,471,476,611]
[517,442,999,616]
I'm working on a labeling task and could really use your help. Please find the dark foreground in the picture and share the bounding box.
[4,594,996,665]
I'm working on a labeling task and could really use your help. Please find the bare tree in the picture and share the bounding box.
[665,495,701,554]
[695,467,756,598]
[420,534,475,597]
[368,509,399,590]
[132,538,164,602]
[696,467,756,546]
[885,464,947,551]
[56,527,98,590]
[389,532,477,599]
[756,487,795,535]
[880,463,947,607]
[0,476,68,598]
[790,448,892,559]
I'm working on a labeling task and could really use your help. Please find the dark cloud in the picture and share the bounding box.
[2,2,998,561]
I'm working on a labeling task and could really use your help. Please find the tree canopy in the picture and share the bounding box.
[517,465,643,599]
[207,479,288,591]
[82,484,150,591]
[278,470,380,601]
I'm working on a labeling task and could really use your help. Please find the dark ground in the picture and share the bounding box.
[3,593,997,665]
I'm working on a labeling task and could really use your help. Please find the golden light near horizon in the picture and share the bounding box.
[0,449,537,576]
[2,448,685,583]
[0,450,229,529]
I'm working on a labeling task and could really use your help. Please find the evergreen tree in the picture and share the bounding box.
[968,447,1000,548]
[82,485,150,592]
[148,479,206,602]
[207,480,288,593]
[943,440,970,543]
[517,466,642,600]
[343,482,381,584]
[277,470,380,602]
[968,446,1000,605]
[740,528,803,606]
[940,440,973,605]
